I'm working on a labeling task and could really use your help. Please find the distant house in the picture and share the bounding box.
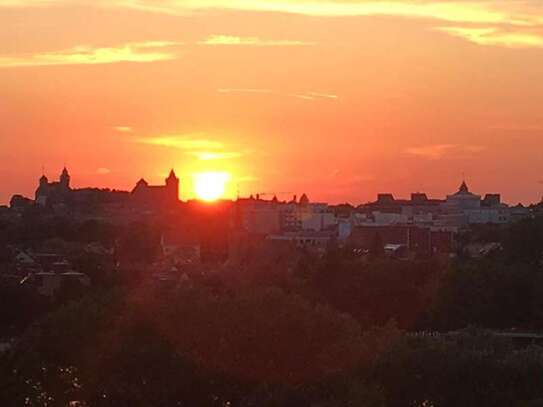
[465,242,502,258]
[234,193,336,235]
[85,242,115,256]
[15,251,35,265]
[349,225,454,257]
[363,192,444,218]
[384,244,409,258]
[160,230,201,265]
[267,230,335,251]
[14,251,77,276]
[361,181,526,229]
[9,195,33,212]
[13,250,91,296]
[31,272,91,297]
[14,251,42,275]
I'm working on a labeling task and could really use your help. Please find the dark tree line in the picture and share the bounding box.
[2,284,543,406]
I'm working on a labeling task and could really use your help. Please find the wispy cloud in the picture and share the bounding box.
[217,88,274,95]
[135,134,223,150]
[113,126,134,133]
[436,26,543,48]
[189,151,244,161]
[0,0,58,6]
[72,1,532,25]
[218,88,338,101]
[6,2,543,49]
[134,133,246,161]
[290,92,339,100]
[199,35,314,46]
[307,92,339,100]
[110,1,543,28]
[405,144,485,160]
[9,1,541,26]
[0,41,181,68]
[291,94,316,101]
[96,167,111,175]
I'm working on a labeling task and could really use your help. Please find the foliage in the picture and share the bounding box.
[373,330,543,407]
[0,285,401,406]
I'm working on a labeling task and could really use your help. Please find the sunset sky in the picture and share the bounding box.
[1,0,543,205]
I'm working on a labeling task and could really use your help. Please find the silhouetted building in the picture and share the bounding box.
[10,194,33,212]
[35,167,72,206]
[365,192,444,215]
[444,180,481,210]
[349,225,454,257]
[482,194,502,208]
[131,169,180,207]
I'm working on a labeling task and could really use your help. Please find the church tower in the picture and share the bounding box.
[165,169,179,202]
[39,174,48,187]
[60,167,70,190]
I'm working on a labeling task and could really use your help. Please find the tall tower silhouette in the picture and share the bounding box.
[60,167,70,190]
[165,169,179,201]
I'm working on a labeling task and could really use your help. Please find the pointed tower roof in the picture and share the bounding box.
[61,167,69,176]
[449,179,479,199]
[299,193,309,205]
[167,169,178,180]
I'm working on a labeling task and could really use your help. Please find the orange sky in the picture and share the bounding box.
[1,1,543,205]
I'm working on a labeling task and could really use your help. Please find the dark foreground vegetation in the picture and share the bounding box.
[1,214,543,406]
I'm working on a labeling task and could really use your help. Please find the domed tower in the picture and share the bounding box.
[60,167,70,190]
[35,174,50,201]
[458,180,469,194]
[165,169,180,202]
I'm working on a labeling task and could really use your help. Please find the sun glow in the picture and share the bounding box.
[194,172,230,201]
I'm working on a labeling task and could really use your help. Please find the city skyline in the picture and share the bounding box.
[3,3,543,404]
[8,165,542,207]
[2,1,543,204]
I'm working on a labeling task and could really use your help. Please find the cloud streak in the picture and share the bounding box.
[113,126,134,133]
[106,1,543,28]
[217,88,274,95]
[218,88,338,101]
[0,41,181,68]
[200,35,314,46]
[405,144,485,160]
[436,26,543,48]
[135,134,223,150]
[189,151,244,160]
[59,1,524,26]
[6,1,541,26]
[5,1,543,49]
[290,92,339,100]
[134,134,245,161]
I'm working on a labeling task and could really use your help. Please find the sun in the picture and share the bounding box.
[194,172,230,201]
